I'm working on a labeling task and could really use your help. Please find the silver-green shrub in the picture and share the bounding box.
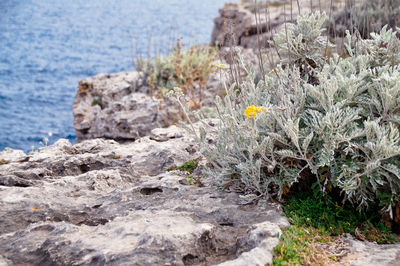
[273,12,332,68]
[199,12,400,218]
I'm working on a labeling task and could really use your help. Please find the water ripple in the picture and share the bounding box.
[0,0,230,151]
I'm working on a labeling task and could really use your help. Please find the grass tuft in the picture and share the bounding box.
[273,225,334,265]
[91,99,102,107]
[167,158,204,187]
[273,191,397,265]
[167,158,199,174]
[283,192,396,243]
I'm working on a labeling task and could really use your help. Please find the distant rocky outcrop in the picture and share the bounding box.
[73,71,165,142]
[211,1,293,49]
[211,0,341,49]
[72,70,223,143]
[0,122,291,265]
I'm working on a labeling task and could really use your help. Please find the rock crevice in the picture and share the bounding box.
[0,123,289,265]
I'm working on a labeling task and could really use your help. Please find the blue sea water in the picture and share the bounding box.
[0,0,230,151]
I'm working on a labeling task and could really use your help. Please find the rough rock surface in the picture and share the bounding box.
[211,1,293,48]
[0,123,290,265]
[338,236,400,266]
[73,71,166,142]
[211,0,342,49]
[72,69,225,143]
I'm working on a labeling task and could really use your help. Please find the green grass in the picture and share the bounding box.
[91,99,102,107]
[272,191,397,265]
[283,192,396,243]
[273,225,333,265]
[167,158,199,174]
[167,158,204,186]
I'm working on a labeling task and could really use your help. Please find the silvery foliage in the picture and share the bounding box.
[199,12,400,217]
[272,12,333,67]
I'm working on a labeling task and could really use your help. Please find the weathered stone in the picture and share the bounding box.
[0,148,27,163]
[211,3,254,47]
[211,0,339,49]
[73,71,165,141]
[218,218,289,266]
[210,1,290,49]
[0,255,12,266]
[72,69,225,143]
[338,236,400,266]
[150,125,183,142]
[0,123,289,265]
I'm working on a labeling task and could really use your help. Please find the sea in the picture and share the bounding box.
[0,0,230,151]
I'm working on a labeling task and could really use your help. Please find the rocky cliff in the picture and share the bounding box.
[0,122,291,265]
[1,122,399,265]
[72,70,223,142]
[2,1,399,264]
[210,0,343,49]
[73,71,164,142]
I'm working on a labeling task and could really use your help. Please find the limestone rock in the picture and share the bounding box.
[211,0,335,49]
[218,218,289,266]
[339,237,400,266]
[72,69,225,143]
[0,148,27,163]
[0,123,289,265]
[73,71,164,141]
[211,3,254,48]
[210,1,289,49]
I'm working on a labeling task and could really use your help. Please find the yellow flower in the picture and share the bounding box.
[213,63,228,72]
[268,67,279,75]
[244,105,269,119]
